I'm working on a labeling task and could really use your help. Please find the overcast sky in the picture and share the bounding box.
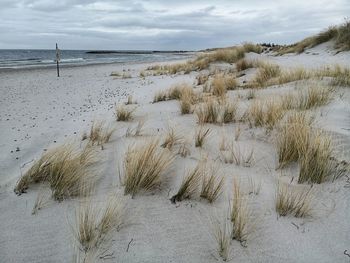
[0,0,349,50]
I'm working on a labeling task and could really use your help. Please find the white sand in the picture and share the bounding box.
[1,46,350,262]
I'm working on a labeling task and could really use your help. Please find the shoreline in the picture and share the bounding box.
[0,53,197,73]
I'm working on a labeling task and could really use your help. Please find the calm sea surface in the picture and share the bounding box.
[0,49,193,69]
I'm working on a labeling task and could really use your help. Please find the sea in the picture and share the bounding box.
[0,49,193,69]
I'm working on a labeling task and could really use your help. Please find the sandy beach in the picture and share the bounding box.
[1,41,350,263]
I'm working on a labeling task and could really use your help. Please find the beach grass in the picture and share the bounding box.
[122,139,174,197]
[15,144,96,201]
[200,163,224,203]
[88,121,115,146]
[194,126,211,148]
[170,164,202,203]
[73,196,125,259]
[275,182,313,217]
[115,105,135,121]
[230,179,252,245]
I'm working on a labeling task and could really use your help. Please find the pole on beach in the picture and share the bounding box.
[56,43,60,77]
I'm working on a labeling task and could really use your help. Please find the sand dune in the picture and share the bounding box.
[0,43,350,263]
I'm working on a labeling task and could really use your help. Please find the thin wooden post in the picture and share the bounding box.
[56,43,60,77]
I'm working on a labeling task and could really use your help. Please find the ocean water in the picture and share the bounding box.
[0,49,193,69]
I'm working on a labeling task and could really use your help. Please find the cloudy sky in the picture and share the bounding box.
[0,0,349,50]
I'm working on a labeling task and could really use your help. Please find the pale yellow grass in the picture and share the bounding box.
[275,182,314,217]
[230,179,252,245]
[122,139,174,197]
[170,164,202,203]
[15,144,96,201]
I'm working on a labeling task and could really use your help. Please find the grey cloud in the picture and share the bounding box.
[0,0,349,49]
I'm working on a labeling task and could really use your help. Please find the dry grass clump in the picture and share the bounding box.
[73,196,125,259]
[178,141,191,158]
[277,37,320,55]
[203,81,211,93]
[170,164,202,203]
[279,92,296,110]
[14,144,95,200]
[276,113,345,183]
[277,20,350,54]
[32,189,50,215]
[244,63,323,89]
[277,26,337,55]
[252,63,281,88]
[139,70,147,78]
[196,98,237,124]
[244,100,264,127]
[200,163,224,203]
[115,105,134,121]
[153,84,194,103]
[167,63,191,75]
[247,177,261,195]
[298,130,333,184]
[230,179,252,245]
[275,112,313,169]
[168,84,186,100]
[146,46,247,75]
[153,90,168,102]
[329,66,350,87]
[88,121,115,146]
[179,96,193,114]
[316,65,350,87]
[179,85,195,114]
[248,65,348,88]
[247,66,320,88]
[211,75,227,97]
[296,86,333,110]
[161,126,184,150]
[210,74,238,96]
[236,58,256,72]
[264,100,286,130]
[277,67,311,85]
[275,182,313,217]
[208,46,246,64]
[147,59,208,75]
[195,126,211,147]
[334,20,350,51]
[123,139,174,197]
[279,85,333,111]
[242,42,263,54]
[298,130,349,183]
[224,75,238,90]
[212,219,231,261]
[244,99,285,129]
[125,119,145,137]
[196,74,209,86]
[196,100,218,124]
[218,100,237,124]
[220,143,254,167]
